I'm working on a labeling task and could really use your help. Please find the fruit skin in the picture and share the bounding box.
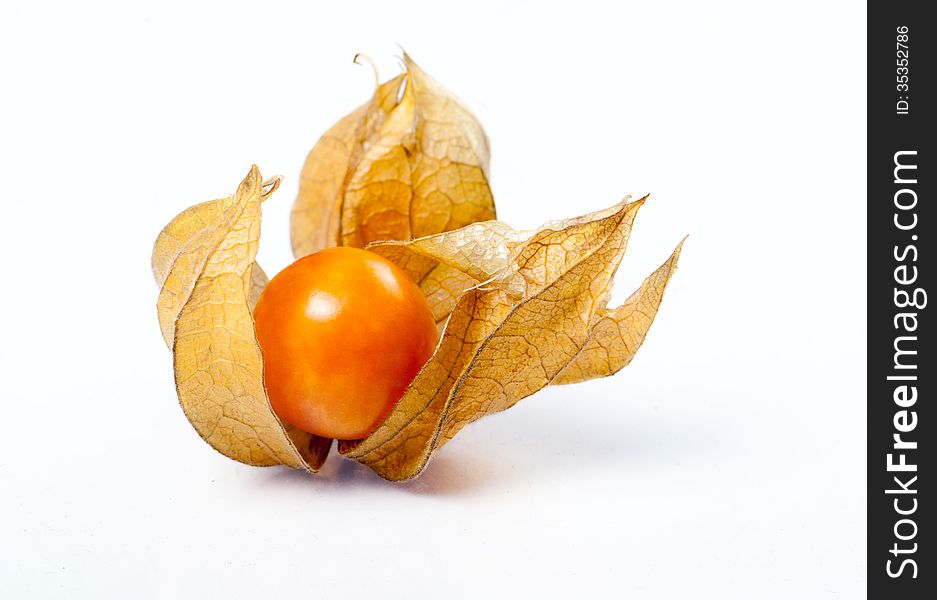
[252,247,438,440]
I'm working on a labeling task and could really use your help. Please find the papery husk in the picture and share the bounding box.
[290,53,496,257]
[153,167,331,471]
[340,198,684,480]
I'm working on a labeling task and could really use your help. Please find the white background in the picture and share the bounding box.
[0,1,866,598]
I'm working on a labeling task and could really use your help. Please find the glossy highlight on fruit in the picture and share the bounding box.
[252,247,438,440]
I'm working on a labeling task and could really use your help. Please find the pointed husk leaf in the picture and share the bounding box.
[153,167,331,471]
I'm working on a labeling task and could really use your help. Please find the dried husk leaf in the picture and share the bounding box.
[154,166,330,471]
[152,175,282,347]
[290,53,496,257]
[552,238,685,384]
[341,198,684,481]
[367,220,530,326]
[290,74,405,257]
